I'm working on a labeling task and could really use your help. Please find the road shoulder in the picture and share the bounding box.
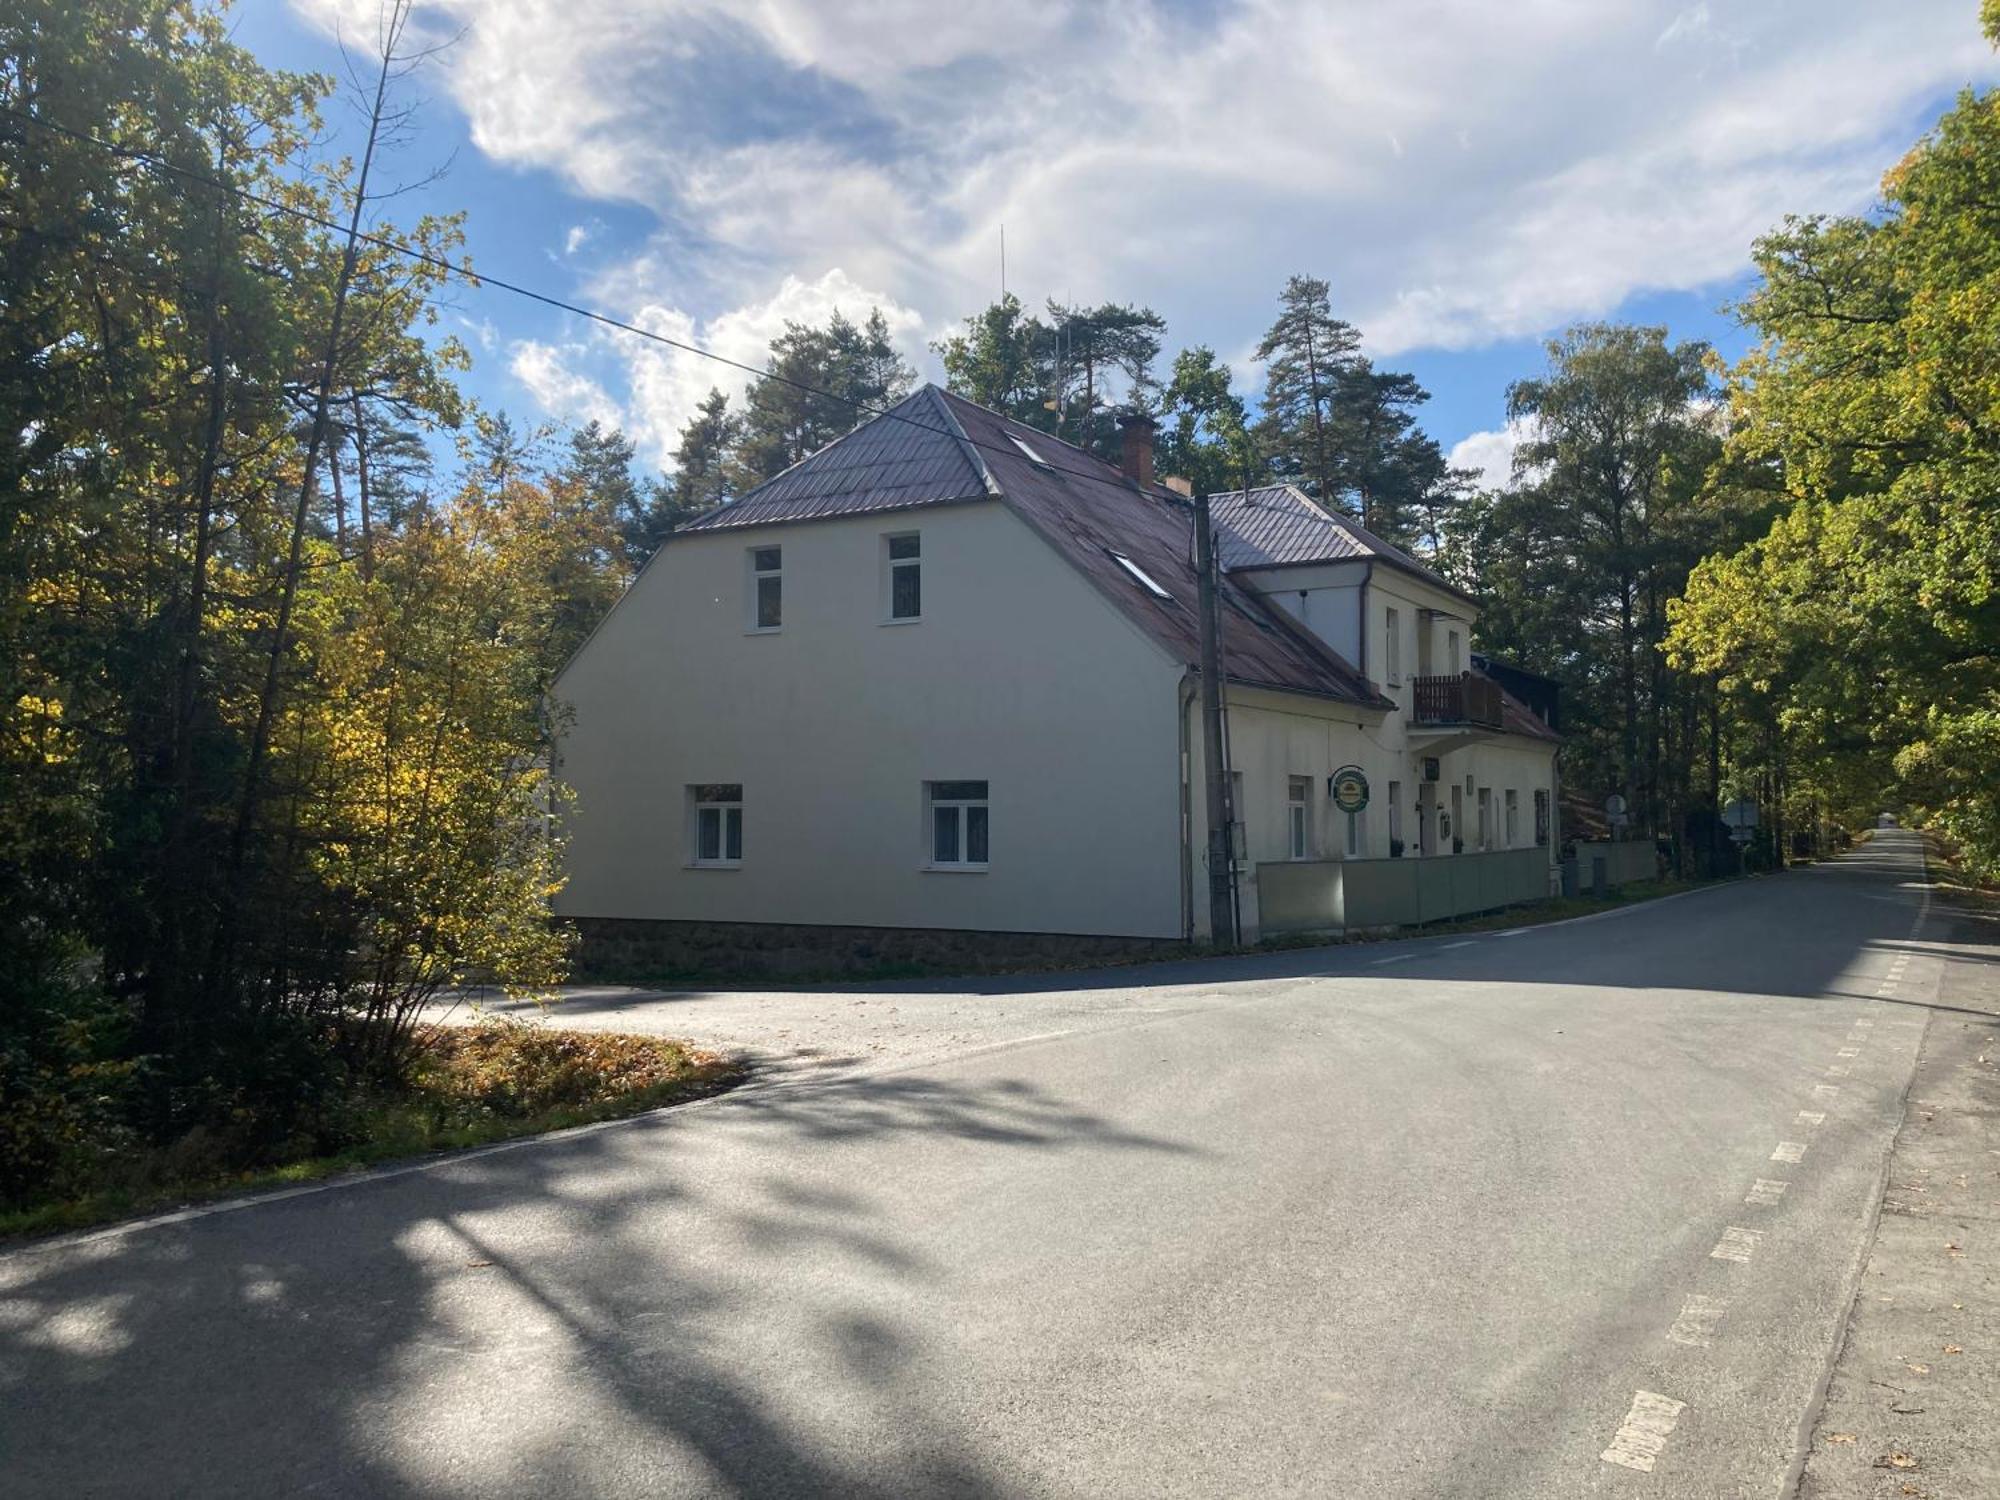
[1796,891,2000,1499]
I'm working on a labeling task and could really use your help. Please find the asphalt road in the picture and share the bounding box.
[0,831,1954,1497]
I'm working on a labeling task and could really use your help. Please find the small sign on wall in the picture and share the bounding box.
[1329,765,1370,813]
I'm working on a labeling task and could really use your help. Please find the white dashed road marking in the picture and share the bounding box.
[1795,1110,1825,1129]
[1666,1294,1727,1348]
[1710,1226,1764,1263]
[1745,1178,1789,1206]
[1370,954,1414,967]
[1602,1390,1687,1472]
[1813,1084,1840,1101]
[1439,940,1475,951]
[1771,1141,1807,1164]
[1836,1047,1860,1059]
[1827,1065,1850,1078]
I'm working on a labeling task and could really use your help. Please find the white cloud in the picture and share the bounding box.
[514,268,927,466]
[295,0,1999,414]
[508,340,624,431]
[1448,418,1538,493]
[456,314,499,353]
[563,224,593,256]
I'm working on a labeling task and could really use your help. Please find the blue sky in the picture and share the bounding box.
[239,1,1997,484]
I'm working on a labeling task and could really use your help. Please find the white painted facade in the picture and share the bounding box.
[556,482,1560,944]
[556,499,1188,938]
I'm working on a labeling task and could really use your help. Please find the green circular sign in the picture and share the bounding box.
[1330,765,1370,814]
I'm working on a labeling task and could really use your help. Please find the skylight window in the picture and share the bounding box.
[1008,433,1050,466]
[1109,550,1173,601]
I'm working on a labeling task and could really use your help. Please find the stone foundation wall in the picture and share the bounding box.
[567,915,1186,983]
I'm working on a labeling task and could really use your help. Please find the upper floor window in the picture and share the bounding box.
[690,783,742,866]
[1287,776,1312,859]
[749,546,782,631]
[1385,607,1403,687]
[1447,628,1462,674]
[928,780,988,868]
[885,532,921,621]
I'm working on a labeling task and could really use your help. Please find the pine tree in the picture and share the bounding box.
[732,308,915,486]
[615,388,740,565]
[1048,301,1166,456]
[932,294,1058,431]
[1253,275,1362,507]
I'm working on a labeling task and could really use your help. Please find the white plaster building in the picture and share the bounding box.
[553,386,1559,955]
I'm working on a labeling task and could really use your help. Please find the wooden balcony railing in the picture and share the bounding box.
[1411,671,1503,729]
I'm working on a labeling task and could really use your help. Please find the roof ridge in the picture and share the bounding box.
[923,385,1002,496]
[931,385,1125,475]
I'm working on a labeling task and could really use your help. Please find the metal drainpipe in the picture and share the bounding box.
[1179,673,1196,942]
[1220,661,1242,944]
[1357,561,1376,688]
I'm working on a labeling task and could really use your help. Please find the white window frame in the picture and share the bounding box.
[926,780,989,870]
[747,545,782,632]
[1505,788,1519,847]
[1287,776,1312,860]
[1477,786,1493,850]
[1385,606,1402,687]
[1387,780,1402,854]
[1448,628,1462,674]
[884,531,921,623]
[689,783,743,868]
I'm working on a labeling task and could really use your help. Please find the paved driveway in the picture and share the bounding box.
[0,831,1972,1497]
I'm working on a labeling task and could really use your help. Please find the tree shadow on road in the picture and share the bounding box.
[0,1072,1197,1498]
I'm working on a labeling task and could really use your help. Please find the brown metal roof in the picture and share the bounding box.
[1210,484,1473,603]
[680,385,994,531]
[675,386,1390,708]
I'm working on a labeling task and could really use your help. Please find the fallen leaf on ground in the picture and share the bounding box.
[465,1259,494,1268]
[1942,1344,1962,1354]
[1825,1432,1857,1444]
[1906,1362,1930,1374]
[1874,1452,1919,1470]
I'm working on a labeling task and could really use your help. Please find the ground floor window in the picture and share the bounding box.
[1505,788,1519,846]
[690,783,742,866]
[1477,787,1492,850]
[1535,788,1551,846]
[1386,780,1402,856]
[928,780,989,867]
[1287,776,1312,859]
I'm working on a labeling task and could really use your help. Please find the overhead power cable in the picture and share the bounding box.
[0,101,1201,510]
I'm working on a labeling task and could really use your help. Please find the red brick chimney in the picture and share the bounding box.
[1117,412,1156,488]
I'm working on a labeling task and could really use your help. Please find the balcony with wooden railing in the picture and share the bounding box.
[1411,671,1503,729]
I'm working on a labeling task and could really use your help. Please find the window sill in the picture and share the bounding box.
[685,861,742,871]
[922,863,988,874]
[743,626,781,636]
[879,616,922,627]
